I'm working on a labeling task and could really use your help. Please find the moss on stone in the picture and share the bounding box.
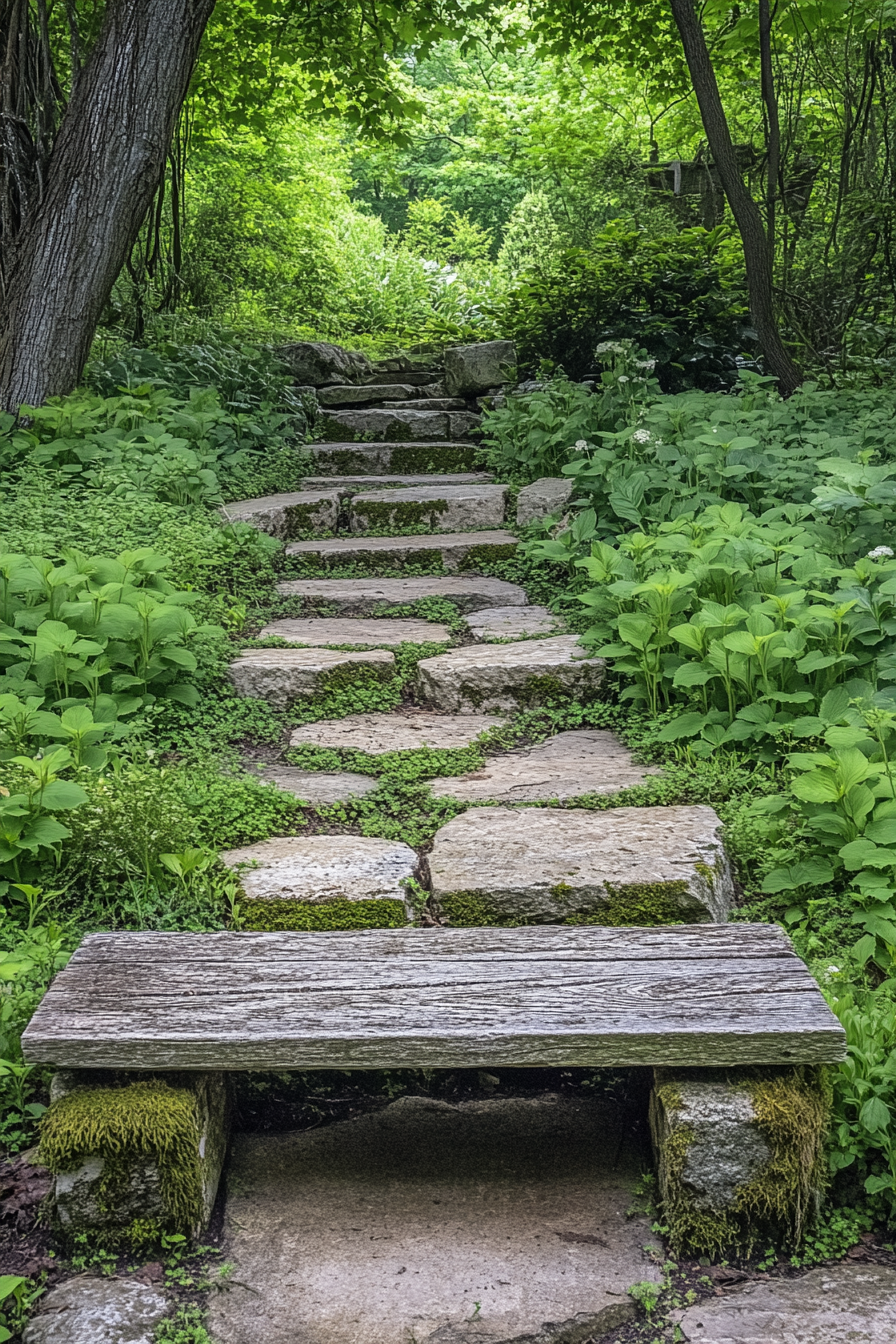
[242,897,408,931]
[317,448,376,472]
[566,880,702,928]
[390,444,478,473]
[657,1067,831,1257]
[353,498,449,533]
[438,892,529,928]
[40,1080,204,1236]
[318,547,447,576]
[282,501,334,539]
[459,542,517,571]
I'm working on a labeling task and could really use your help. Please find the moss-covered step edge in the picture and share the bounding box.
[240,897,409,932]
[309,443,483,474]
[438,881,710,929]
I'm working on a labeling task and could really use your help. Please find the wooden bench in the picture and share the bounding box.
[22,923,846,1250]
[23,923,844,1070]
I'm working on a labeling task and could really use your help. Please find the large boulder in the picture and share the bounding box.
[444,341,517,397]
[276,341,372,387]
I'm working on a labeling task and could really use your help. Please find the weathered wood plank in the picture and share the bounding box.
[64,924,800,962]
[22,924,846,1070]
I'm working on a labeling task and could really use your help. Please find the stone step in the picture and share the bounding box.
[349,484,508,534]
[430,729,655,803]
[319,408,480,442]
[247,763,379,804]
[379,398,467,411]
[221,835,417,920]
[222,489,340,539]
[258,617,451,647]
[300,472,494,491]
[309,442,481,475]
[517,477,575,526]
[428,804,733,926]
[285,530,518,572]
[463,605,563,641]
[364,369,440,386]
[290,711,504,755]
[317,384,419,407]
[416,635,604,712]
[276,575,528,613]
[228,647,395,709]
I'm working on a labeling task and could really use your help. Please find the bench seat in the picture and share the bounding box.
[22,923,845,1071]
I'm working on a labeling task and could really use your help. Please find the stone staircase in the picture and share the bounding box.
[221,390,736,933]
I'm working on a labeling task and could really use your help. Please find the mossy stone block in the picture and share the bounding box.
[650,1065,830,1257]
[42,1071,230,1242]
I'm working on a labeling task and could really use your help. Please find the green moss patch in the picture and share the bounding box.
[459,542,518,570]
[282,501,335,539]
[438,891,530,927]
[40,1080,204,1236]
[567,881,703,927]
[389,444,479,472]
[352,498,449,534]
[242,897,408,931]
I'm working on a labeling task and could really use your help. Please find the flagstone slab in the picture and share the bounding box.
[228,647,395,709]
[464,606,563,641]
[416,636,604,712]
[286,530,518,572]
[258,617,451,646]
[220,835,417,913]
[22,1276,170,1344]
[675,1261,896,1343]
[206,1093,653,1344]
[246,764,379,803]
[349,484,508,533]
[290,711,504,755]
[428,805,734,925]
[277,575,527,612]
[321,409,481,442]
[222,489,340,539]
[430,730,654,803]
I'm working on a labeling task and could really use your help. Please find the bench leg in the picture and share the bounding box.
[40,1071,231,1245]
[649,1065,829,1257]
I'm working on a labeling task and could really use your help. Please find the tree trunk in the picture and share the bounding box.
[669,0,803,396]
[0,0,215,411]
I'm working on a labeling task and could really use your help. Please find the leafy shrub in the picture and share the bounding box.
[561,505,896,728]
[0,550,212,718]
[91,326,303,420]
[481,348,659,483]
[1,382,303,508]
[826,988,896,1221]
[498,222,752,385]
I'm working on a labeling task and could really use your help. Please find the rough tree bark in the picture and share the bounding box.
[669,0,803,396]
[0,0,216,411]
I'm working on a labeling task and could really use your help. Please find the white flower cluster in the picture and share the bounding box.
[635,359,656,372]
[574,438,589,451]
[632,429,652,445]
[594,340,628,356]
[867,546,895,559]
